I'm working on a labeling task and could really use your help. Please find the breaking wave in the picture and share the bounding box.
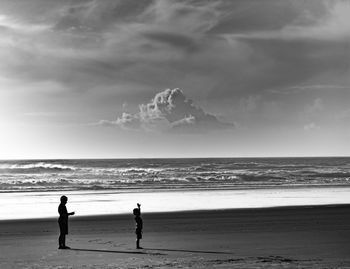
[0,162,76,173]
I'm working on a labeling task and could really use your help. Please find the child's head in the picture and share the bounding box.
[133,208,140,216]
[60,195,68,204]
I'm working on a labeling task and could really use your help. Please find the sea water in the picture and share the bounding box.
[0,157,349,220]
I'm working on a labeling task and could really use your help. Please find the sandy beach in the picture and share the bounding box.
[0,204,349,268]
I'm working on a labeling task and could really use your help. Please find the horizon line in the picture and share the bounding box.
[0,155,349,161]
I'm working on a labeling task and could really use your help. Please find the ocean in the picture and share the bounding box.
[1,157,350,192]
[1,157,350,219]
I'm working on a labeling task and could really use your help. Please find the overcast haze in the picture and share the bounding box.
[0,0,349,159]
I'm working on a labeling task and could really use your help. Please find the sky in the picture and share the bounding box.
[0,0,349,159]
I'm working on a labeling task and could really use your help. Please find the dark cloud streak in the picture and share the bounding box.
[142,31,199,53]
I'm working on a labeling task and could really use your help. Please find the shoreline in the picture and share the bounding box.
[1,203,350,223]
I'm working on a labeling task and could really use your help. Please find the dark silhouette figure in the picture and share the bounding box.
[58,195,75,249]
[133,203,143,249]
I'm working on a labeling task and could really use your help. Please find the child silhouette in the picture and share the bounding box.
[133,203,143,249]
[58,195,75,249]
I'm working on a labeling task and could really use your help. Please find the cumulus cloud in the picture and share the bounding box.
[101,88,234,133]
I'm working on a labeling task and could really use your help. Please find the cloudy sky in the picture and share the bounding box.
[0,0,349,159]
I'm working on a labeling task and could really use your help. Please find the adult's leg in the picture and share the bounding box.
[59,233,65,248]
[58,223,67,249]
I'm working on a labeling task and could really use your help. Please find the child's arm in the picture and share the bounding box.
[68,211,75,216]
[137,203,141,214]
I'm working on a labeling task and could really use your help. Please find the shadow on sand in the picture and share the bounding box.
[144,248,234,255]
[71,248,147,255]
[71,247,232,255]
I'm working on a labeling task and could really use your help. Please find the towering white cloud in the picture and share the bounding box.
[103,88,233,132]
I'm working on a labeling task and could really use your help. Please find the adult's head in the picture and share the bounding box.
[60,195,68,204]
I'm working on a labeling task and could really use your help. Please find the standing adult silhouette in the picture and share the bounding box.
[58,195,75,249]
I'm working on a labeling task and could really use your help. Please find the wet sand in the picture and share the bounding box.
[0,204,349,268]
